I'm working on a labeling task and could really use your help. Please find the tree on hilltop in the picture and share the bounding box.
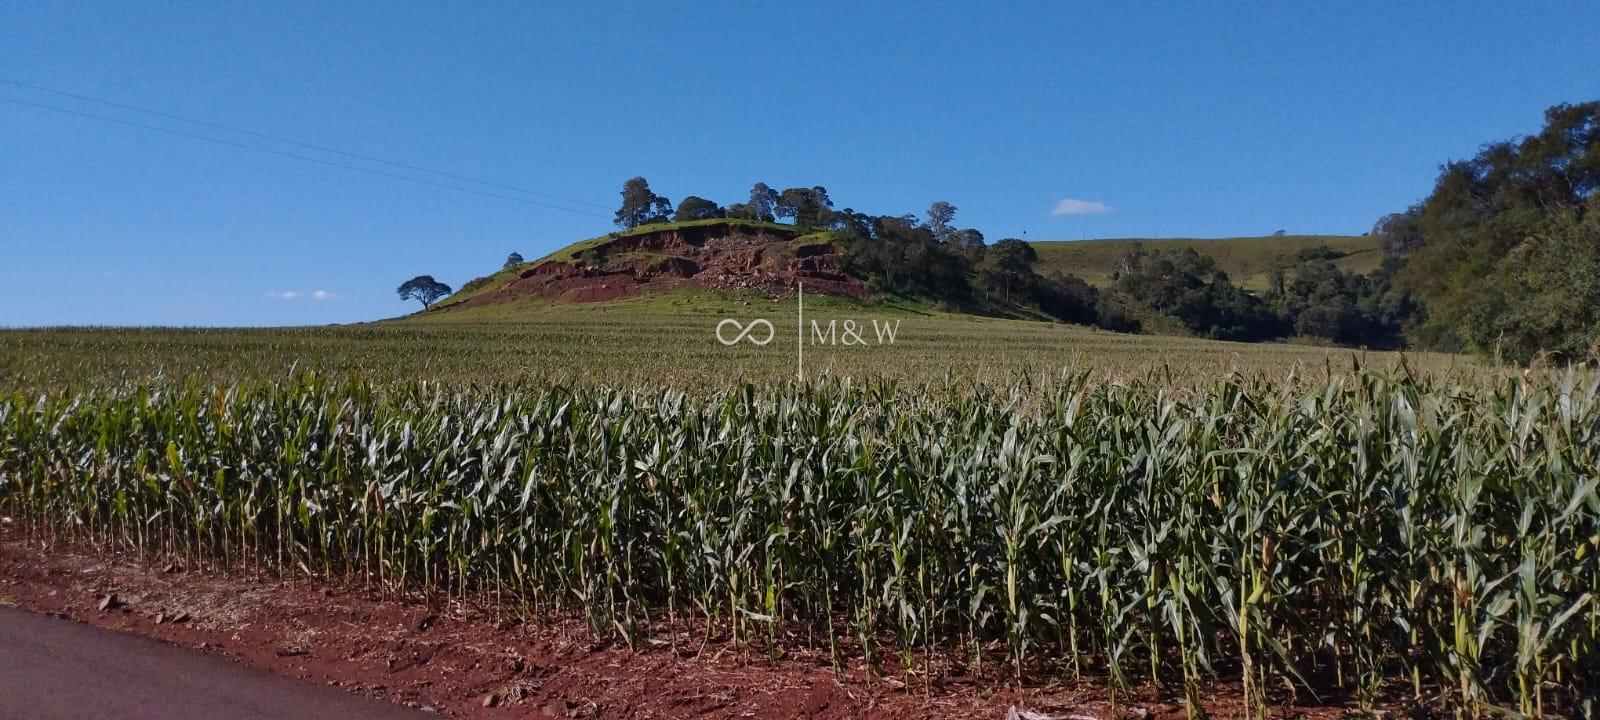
[775,186,834,228]
[673,196,725,221]
[397,275,452,309]
[749,182,779,222]
[614,177,672,229]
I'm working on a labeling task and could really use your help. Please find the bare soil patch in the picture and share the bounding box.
[454,224,868,309]
[0,533,1348,719]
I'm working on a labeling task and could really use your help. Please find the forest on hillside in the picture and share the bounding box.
[1377,101,1600,363]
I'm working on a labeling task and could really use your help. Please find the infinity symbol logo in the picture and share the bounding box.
[716,318,775,345]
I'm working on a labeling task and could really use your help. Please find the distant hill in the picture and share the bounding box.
[1030,234,1381,291]
[433,219,858,313]
[425,223,1390,348]
[433,224,1380,315]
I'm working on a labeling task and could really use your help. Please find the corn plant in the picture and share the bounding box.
[1,369,1597,716]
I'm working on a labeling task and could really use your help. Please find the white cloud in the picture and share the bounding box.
[264,290,328,301]
[1051,198,1115,216]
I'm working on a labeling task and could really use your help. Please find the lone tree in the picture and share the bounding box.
[397,275,452,309]
[504,252,525,269]
[614,176,672,229]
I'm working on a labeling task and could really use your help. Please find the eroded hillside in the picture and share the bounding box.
[442,220,866,310]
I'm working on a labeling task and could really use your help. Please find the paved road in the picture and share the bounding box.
[0,606,427,720]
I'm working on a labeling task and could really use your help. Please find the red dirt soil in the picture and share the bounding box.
[452,224,869,308]
[0,533,1351,719]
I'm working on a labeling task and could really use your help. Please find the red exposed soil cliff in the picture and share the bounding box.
[452,223,868,308]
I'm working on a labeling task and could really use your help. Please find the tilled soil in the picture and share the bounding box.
[0,533,1343,719]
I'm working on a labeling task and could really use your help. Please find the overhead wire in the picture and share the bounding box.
[1,81,611,217]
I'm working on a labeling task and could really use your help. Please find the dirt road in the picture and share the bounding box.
[2,537,1320,719]
[0,605,426,720]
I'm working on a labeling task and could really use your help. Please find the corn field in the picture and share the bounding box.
[2,370,1596,716]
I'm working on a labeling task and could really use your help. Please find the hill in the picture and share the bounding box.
[423,220,1404,348]
[431,218,1065,323]
[434,219,854,312]
[1030,234,1381,291]
[438,223,1387,317]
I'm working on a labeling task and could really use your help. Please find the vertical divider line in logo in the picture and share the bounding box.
[796,282,804,382]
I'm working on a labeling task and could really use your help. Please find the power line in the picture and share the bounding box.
[1,77,613,210]
[1,95,609,217]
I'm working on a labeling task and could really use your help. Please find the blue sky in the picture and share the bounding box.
[4,2,1598,327]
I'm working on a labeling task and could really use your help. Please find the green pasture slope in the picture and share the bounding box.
[1031,234,1382,290]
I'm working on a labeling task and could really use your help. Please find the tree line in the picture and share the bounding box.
[613,177,841,229]
[1104,244,1406,345]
